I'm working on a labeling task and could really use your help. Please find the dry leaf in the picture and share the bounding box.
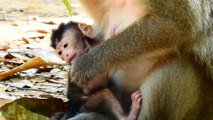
[0,97,70,119]
[0,57,57,81]
[30,35,45,39]
[8,80,33,88]
[0,58,7,63]
[41,21,56,25]
[37,30,48,34]
[4,53,15,59]
[0,46,9,51]
[46,79,66,85]
[31,48,65,64]
[0,85,10,93]
[22,37,29,44]
[9,53,31,61]
[27,30,48,34]
[0,94,17,100]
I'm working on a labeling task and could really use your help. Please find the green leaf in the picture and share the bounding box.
[0,97,70,120]
[61,0,73,16]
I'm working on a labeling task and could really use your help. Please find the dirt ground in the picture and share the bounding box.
[0,0,91,45]
[0,0,91,108]
[0,0,74,19]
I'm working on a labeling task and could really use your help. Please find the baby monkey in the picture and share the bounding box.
[51,21,99,63]
[50,21,142,120]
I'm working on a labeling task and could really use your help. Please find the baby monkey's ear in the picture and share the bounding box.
[78,23,93,37]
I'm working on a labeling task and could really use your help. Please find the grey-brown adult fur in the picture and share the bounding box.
[66,0,213,120]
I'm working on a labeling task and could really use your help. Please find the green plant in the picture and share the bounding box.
[61,0,73,16]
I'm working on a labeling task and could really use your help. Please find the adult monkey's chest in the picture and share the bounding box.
[103,0,149,39]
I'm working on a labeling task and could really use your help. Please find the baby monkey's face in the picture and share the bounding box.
[55,29,91,63]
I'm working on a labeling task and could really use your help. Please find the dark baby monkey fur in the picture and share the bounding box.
[51,21,102,112]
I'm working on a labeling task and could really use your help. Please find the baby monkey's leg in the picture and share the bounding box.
[80,88,142,120]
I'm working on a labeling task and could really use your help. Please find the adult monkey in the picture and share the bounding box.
[69,0,213,120]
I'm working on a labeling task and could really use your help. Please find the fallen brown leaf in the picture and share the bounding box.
[0,57,57,81]
[46,79,66,85]
[0,58,7,63]
[27,29,48,34]
[41,21,56,25]
[38,36,45,39]
[37,30,48,34]
[0,46,9,51]
[22,37,30,44]
[30,35,45,39]
[4,53,15,59]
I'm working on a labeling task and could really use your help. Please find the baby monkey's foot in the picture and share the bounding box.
[128,90,142,120]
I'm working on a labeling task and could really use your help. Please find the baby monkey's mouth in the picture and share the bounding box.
[70,47,89,64]
[65,53,76,63]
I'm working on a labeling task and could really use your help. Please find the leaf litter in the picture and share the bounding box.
[0,0,91,119]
